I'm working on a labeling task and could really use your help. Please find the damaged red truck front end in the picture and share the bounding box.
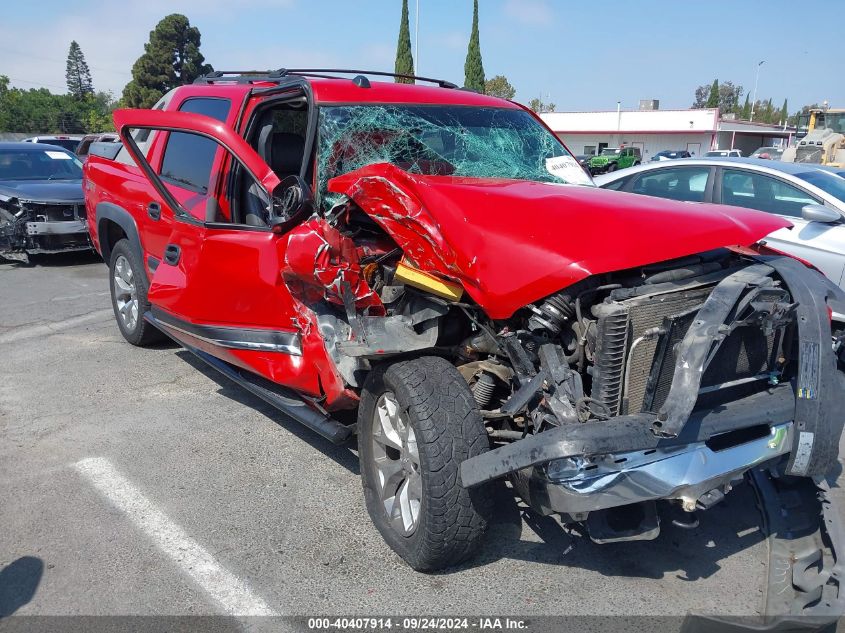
[85,72,845,614]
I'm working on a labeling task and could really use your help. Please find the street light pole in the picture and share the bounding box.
[414,0,420,75]
[750,60,765,122]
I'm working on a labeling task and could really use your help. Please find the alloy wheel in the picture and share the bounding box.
[112,254,139,332]
[371,391,422,536]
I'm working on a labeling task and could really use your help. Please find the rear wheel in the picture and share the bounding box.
[358,356,492,571]
[108,239,162,347]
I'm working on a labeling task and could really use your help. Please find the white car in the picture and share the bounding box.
[594,158,845,297]
[21,135,84,153]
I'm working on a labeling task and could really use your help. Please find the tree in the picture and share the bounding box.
[779,99,788,125]
[706,79,719,109]
[464,0,485,92]
[393,0,414,83]
[66,41,94,99]
[0,75,115,134]
[717,81,742,114]
[484,75,515,100]
[528,97,556,114]
[692,84,710,109]
[122,14,212,108]
[740,94,751,119]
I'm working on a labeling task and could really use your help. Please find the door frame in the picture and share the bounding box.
[114,109,282,227]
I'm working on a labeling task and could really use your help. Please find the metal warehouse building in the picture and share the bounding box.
[540,108,793,160]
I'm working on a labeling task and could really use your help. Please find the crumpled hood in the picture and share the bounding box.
[329,164,791,319]
[0,180,83,203]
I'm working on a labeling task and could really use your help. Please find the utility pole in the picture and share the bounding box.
[750,60,765,122]
[414,0,420,75]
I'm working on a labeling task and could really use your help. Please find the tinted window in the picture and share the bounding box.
[158,99,231,193]
[631,167,709,202]
[795,170,845,204]
[160,132,218,193]
[179,98,231,122]
[0,149,83,180]
[721,169,818,218]
[602,176,631,191]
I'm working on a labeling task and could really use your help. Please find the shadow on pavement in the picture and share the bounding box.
[0,556,44,617]
[458,480,766,583]
[1,250,102,268]
[175,350,361,476]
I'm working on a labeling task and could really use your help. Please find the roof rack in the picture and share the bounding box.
[195,68,459,89]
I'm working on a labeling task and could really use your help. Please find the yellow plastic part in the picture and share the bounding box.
[394,261,464,301]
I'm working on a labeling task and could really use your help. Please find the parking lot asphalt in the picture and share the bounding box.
[2,252,844,619]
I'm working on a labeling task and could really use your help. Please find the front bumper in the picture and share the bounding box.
[25,219,87,236]
[530,422,792,515]
[461,256,845,515]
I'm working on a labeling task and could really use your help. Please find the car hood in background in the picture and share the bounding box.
[329,164,791,319]
[0,179,84,202]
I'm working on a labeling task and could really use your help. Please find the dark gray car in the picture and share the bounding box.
[0,142,89,261]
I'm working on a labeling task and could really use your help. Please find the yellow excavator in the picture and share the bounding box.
[782,108,845,167]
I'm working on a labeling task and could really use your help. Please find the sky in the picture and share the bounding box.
[1,0,843,112]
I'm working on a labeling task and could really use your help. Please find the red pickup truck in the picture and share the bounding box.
[84,70,845,594]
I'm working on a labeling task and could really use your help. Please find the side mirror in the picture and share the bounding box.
[801,203,841,224]
[270,175,313,234]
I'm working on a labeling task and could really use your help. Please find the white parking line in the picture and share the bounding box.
[75,457,279,616]
[0,309,113,344]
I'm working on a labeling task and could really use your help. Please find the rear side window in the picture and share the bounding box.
[721,169,818,218]
[159,98,232,193]
[631,167,709,202]
[602,176,631,191]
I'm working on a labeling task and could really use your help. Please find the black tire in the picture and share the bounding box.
[633,161,641,166]
[607,163,618,172]
[108,239,162,347]
[358,356,492,571]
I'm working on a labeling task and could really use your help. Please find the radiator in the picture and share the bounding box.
[591,284,778,415]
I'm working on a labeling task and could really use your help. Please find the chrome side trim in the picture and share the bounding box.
[149,308,302,355]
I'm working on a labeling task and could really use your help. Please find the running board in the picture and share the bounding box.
[146,312,353,445]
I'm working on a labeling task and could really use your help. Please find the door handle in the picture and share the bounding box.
[147,202,161,221]
[163,244,181,266]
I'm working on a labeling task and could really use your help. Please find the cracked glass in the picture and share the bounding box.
[317,105,587,208]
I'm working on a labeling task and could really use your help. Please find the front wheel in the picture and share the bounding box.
[108,239,162,347]
[358,357,492,571]
[607,163,618,172]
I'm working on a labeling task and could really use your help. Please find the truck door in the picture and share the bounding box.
[113,108,322,396]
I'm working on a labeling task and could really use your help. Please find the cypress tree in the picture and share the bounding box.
[122,14,213,108]
[741,94,750,119]
[394,0,415,83]
[65,41,94,99]
[464,0,485,92]
[779,99,788,125]
[705,79,719,109]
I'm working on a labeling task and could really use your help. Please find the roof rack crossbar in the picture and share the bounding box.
[194,68,458,89]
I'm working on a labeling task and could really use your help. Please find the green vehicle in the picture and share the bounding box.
[588,146,641,174]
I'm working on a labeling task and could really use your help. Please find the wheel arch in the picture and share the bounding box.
[95,202,145,280]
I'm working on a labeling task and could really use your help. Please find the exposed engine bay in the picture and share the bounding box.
[283,191,845,544]
[0,196,90,261]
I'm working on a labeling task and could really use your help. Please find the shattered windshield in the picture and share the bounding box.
[318,104,590,207]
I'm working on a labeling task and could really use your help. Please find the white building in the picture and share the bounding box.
[540,109,793,160]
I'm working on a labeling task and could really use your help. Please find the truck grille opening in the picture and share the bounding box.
[592,283,781,415]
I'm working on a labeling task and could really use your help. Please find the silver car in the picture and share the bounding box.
[594,158,845,295]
